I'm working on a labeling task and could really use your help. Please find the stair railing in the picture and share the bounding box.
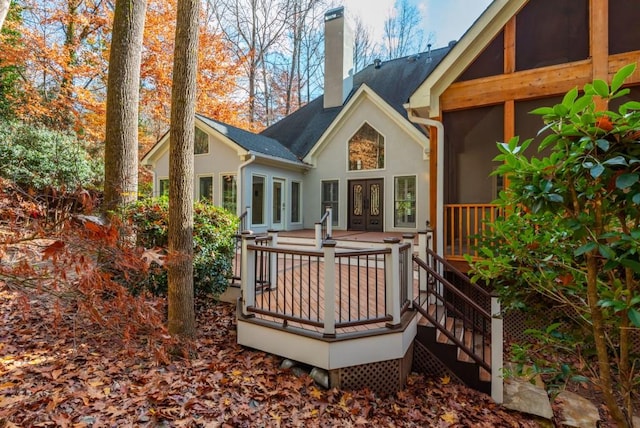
[232,207,249,284]
[314,206,333,249]
[413,247,503,403]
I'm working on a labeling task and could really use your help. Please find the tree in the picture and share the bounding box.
[383,0,431,60]
[141,0,243,141]
[103,0,147,213]
[209,0,292,124]
[0,0,10,32]
[167,0,199,338]
[352,15,379,73]
[471,65,640,427]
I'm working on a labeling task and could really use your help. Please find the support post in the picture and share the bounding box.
[322,240,337,338]
[325,206,332,239]
[491,294,504,404]
[241,232,256,317]
[267,229,278,290]
[417,230,427,293]
[402,234,415,306]
[384,238,402,327]
[314,222,322,250]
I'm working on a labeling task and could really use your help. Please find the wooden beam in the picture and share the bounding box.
[441,60,593,111]
[591,0,609,110]
[503,17,516,74]
[429,124,438,235]
[608,51,640,83]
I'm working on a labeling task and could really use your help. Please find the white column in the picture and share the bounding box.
[268,229,278,290]
[315,222,322,249]
[241,232,256,317]
[384,238,402,327]
[491,294,504,404]
[322,240,337,338]
[402,234,415,306]
[418,230,427,293]
[326,206,333,238]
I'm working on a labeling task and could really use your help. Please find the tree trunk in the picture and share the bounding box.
[167,0,199,339]
[103,0,147,213]
[0,0,10,33]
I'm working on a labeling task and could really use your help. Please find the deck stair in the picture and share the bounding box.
[412,248,494,394]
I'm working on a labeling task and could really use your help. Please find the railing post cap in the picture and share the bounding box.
[418,229,427,234]
[241,230,254,235]
[383,237,401,244]
[323,239,337,247]
[267,229,279,233]
[402,233,415,239]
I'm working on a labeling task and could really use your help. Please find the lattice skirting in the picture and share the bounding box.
[329,344,413,396]
[412,340,464,385]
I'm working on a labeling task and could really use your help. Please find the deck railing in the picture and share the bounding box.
[444,203,503,260]
[231,208,249,284]
[240,234,413,337]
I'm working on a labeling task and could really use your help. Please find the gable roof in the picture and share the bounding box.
[141,113,305,166]
[195,114,302,163]
[261,46,452,158]
[409,0,527,116]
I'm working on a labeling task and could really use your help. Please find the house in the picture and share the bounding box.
[142,7,449,237]
[142,0,640,397]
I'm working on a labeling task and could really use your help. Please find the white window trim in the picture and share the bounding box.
[290,180,303,224]
[194,127,210,156]
[196,174,214,202]
[220,172,237,213]
[251,174,267,227]
[158,176,169,197]
[392,174,418,230]
[320,178,340,227]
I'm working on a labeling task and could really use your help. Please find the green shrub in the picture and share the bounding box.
[0,121,103,190]
[129,197,238,297]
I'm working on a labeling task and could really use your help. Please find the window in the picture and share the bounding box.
[321,180,339,226]
[199,176,213,201]
[291,181,301,223]
[194,127,209,155]
[251,175,265,225]
[394,176,416,228]
[159,178,169,197]
[348,123,384,170]
[222,174,237,214]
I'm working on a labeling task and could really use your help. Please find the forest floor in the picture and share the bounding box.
[0,284,541,427]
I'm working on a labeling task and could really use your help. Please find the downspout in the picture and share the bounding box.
[237,153,256,218]
[406,108,445,258]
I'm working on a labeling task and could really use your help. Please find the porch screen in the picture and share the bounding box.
[321,180,339,226]
[394,176,416,228]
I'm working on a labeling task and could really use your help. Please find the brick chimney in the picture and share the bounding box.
[323,7,353,109]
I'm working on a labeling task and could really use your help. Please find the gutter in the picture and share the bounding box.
[406,107,445,258]
[237,154,256,217]
[246,150,312,170]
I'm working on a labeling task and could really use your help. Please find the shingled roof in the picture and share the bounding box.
[196,114,304,164]
[260,45,452,159]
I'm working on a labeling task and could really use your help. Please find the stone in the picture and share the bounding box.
[555,391,599,428]
[503,378,553,420]
[280,359,295,369]
[310,367,329,389]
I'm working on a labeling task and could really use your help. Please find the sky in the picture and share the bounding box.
[343,0,494,48]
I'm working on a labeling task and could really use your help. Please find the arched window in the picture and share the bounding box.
[348,123,384,171]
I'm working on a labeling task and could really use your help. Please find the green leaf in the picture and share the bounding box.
[575,241,597,256]
[616,173,639,189]
[598,244,616,260]
[595,139,610,151]
[553,104,569,116]
[539,133,560,151]
[590,164,604,178]
[611,63,636,93]
[547,193,564,203]
[620,100,640,111]
[629,308,640,328]
[570,94,593,116]
[603,156,628,166]
[620,258,640,274]
[530,106,555,116]
[633,193,640,204]
[592,79,610,98]
[562,87,578,108]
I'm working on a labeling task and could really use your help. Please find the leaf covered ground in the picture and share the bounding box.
[0,285,538,427]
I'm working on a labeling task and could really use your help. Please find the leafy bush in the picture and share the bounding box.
[0,121,103,190]
[129,197,238,297]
